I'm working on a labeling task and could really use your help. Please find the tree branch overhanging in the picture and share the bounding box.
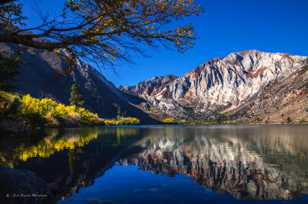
[0,0,201,68]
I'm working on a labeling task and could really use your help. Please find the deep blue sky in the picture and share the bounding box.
[22,0,308,86]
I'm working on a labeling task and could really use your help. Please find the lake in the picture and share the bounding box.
[1,125,308,204]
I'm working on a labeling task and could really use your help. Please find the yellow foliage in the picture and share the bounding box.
[162,117,177,124]
[103,117,140,126]
[19,94,105,125]
[0,93,103,126]
[16,128,99,161]
[1,91,141,127]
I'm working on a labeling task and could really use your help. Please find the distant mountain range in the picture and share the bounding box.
[122,50,308,123]
[2,43,307,124]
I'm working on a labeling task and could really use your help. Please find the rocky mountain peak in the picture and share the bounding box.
[121,74,177,99]
[123,50,308,122]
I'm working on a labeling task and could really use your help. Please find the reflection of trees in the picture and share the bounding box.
[1,126,307,201]
[119,126,308,200]
[101,128,140,144]
[0,128,99,167]
[0,127,143,200]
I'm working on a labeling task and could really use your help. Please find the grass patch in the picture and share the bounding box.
[161,117,177,124]
[299,118,308,124]
[103,117,140,125]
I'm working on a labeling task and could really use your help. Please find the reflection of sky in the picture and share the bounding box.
[58,165,232,204]
[58,164,308,204]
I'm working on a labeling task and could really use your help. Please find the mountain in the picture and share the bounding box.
[120,75,177,98]
[122,50,308,123]
[0,43,157,124]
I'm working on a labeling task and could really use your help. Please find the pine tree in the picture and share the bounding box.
[69,83,85,107]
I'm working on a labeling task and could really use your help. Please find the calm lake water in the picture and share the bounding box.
[1,125,308,204]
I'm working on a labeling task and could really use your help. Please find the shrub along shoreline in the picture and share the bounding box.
[0,91,140,134]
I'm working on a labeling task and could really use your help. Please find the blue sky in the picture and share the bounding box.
[22,0,308,86]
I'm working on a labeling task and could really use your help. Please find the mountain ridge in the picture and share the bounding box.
[121,50,308,123]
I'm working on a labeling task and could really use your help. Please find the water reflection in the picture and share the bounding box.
[0,125,308,203]
[118,126,308,200]
[0,128,99,166]
[0,127,143,202]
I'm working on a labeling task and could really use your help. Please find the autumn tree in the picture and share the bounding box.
[0,0,201,67]
[69,83,85,107]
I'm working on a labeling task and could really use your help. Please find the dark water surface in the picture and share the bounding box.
[1,125,308,204]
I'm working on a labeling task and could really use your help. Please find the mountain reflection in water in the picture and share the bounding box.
[0,125,308,204]
[119,126,308,200]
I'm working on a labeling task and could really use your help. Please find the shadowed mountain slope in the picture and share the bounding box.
[0,44,157,124]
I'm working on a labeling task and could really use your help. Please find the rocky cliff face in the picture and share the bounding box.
[0,44,157,123]
[122,50,308,122]
[121,75,177,99]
